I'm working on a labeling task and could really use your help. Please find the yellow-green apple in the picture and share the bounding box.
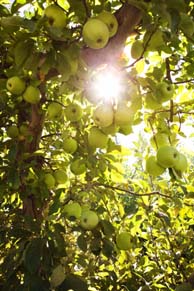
[63,202,82,219]
[65,103,82,122]
[145,156,165,176]
[156,145,180,168]
[45,4,66,29]
[47,102,63,119]
[6,76,26,95]
[7,125,19,138]
[118,124,133,135]
[23,85,40,104]
[54,169,67,184]
[82,18,109,49]
[50,264,66,288]
[70,159,86,175]
[80,210,99,230]
[93,104,114,127]
[63,137,77,154]
[173,153,188,172]
[101,123,119,135]
[114,101,133,126]
[150,132,170,149]
[154,82,174,103]
[88,126,108,149]
[116,231,131,250]
[44,173,56,189]
[131,40,144,59]
[97,10,118,37]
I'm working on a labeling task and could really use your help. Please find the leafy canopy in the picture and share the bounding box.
[0,0,194,291]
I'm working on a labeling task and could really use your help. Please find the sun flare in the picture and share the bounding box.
[89,67,123,102]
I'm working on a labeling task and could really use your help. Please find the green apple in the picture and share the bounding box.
[23,85,40,104]
[175,282,192,291]
[82,18,109,49]
[101,123,119,135]
[6,76,26,95]
[65,103,82,122]
[114,101,133,126]
[7,125,19,138]
[70,159,86,175]
[44,173,56,189]
[118,124,133,135]
[116,232,131,250]
[88,127,108,149]
[63,202,82,220]
[63,137,77,154]
[145,156,165,176]
[54,169,67,184]
[156,145,180,168]
[47,102,63,119]
[154,82,174,103]
[173,153,188,172]
[45,4,66,29]
[97,10,118,37]
[131,40,144,59]
[150,132,170,149]
[50,264,66,288]
[93,104,114,127]
[180,13,194,36]
[80,210,99,230]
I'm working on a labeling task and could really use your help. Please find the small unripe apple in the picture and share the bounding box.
[80,210,99,230]
[154,82,174,103]
[145,156,165,176]
[93,104,114,127]
[116,232,131,250]
[88,127,108,149]
[150,132,170,149]
[6,76,26,95]
[156,145,180,168]
[63,202,82,220]
[97,10,118,37]
[70,159,86,175]
[45,4,66,29]
[44,173,56,189]
[23,85,40,104]
[65,103,83,122]
[131,40,144,59]
[118,124,133,135]
[47,102,63,119]
[7,125,19,138]
[114,101,133,126]
[63,137,77,154]
[173,153,188,172]
[101,123,119,135]
[82,18,109,49]
[54,169,67,184]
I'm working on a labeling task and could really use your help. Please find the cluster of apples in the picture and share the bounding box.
[82,10,118,49]
[88,101,134,149]
[63,201,131,250]
[6,76,40,104]
[146,145,188,177]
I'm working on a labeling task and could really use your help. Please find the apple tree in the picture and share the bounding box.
[1,0,194,290]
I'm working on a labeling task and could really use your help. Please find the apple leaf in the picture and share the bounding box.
[59,274,88,291]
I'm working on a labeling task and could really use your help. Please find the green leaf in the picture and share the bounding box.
[14,39,34,68]
[24,238,44,274]
[100,220,115,237]
[59,274,88,291]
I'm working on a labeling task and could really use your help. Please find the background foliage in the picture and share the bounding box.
[0,0,194,290]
